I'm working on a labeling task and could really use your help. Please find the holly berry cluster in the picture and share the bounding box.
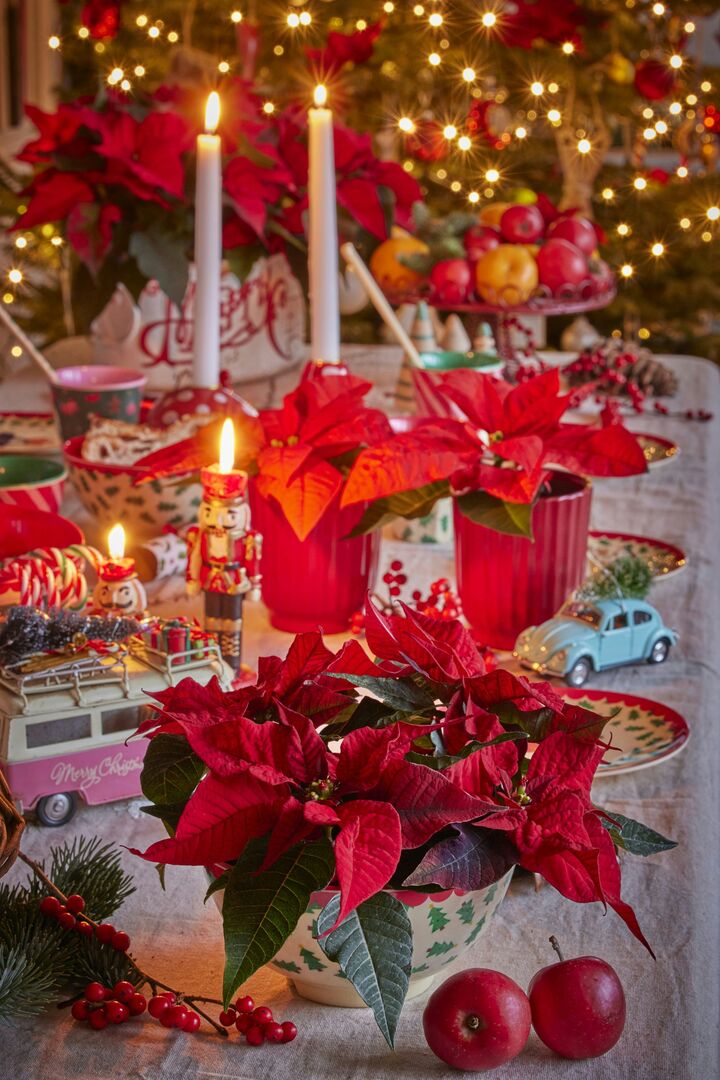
[350,561,465,635]
[39,893,130,951]
[71,980,150,1032]
[652,402,712,421]
[412,578,462,621]
[218,996,297,1046]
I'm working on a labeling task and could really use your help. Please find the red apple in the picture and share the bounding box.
[500,204,545,245]
[588,257,615,297]
[423,968,531,1071]
[464,224,500,262]
[536,238,588,294]
[529,945,626,1059]
[430,259,473,304]
[547,215,598,257]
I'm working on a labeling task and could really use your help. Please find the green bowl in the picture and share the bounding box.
[418,349,504,373]
[0,454,67,513]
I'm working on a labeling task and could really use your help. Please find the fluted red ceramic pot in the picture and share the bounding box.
[249,487,380,634]
[454,472,592,650]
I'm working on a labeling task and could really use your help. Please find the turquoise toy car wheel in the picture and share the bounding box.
[566,657,592,687]
[648,638,670,664]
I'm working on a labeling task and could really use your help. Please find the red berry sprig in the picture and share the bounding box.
[40,894,135,953]
[70,981,148,1032]
[33,878,228,1038]
[230,996,297,1046]
[382,559,408,599]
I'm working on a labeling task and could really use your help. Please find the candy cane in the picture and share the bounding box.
[0,544,102,611]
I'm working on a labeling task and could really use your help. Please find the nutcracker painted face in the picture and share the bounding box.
[93,568,147,616]
[200,496,251,535]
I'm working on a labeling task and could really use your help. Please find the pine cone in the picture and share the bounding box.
[0,769,24,879]
[628,350,679,396]
[565,339,678,398]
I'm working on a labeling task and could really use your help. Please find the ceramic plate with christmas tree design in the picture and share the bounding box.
[588,531,687,581]
[562,688,690,777]
[636,433,679,468]
[0,412,61,455]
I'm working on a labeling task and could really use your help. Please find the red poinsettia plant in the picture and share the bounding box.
[136,373,393,541]
[133,600,673,1046]
[340,368,648,536]
[12,77,420,326]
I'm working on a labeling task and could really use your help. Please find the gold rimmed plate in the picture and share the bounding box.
[562,688,690,777]
[588,531,687,581]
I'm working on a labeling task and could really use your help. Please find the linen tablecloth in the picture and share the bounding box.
[3,349,719,1080]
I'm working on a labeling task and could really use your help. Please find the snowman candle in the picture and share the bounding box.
[94,524,148,617]
[186,419,262,673]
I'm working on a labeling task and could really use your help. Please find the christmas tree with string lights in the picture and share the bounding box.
[1,0,719,357]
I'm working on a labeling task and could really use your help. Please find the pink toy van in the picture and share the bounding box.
[0,634,232,826]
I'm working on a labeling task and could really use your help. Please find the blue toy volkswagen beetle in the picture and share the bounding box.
[513,598,678,687]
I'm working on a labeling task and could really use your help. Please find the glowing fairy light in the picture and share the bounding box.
[515,126,528,139]
[428,52,441,66]
[485,167,500,182]
[530,81,544,96]
[48,35,60,49]
[136,14,148,26]
[669,55,683,70]
[462,67,476,82]
[643,127,657,140]
[443,124,458,139]
[14,236,27,249]
[617,223,630,236]
[429,12,443,26]
[398,116,415,133]
[107,67,124,85]
[7,269,23,285]
[148,25,160,38]
[287,12,300,27]
[577,138,591,154]
[11,346,22,358]
[78,27,89,38]
[263,102,275,114]
[457,135,472,151]
[651,242,665,257]
[135,65,145,76]
[383,2,395,11]
[218,60,230,72]
[602,187,614,201]
[300,11,312,24]
[633,176,647,191]
[652,2,664,14]
[468,191,480,204]
[231,10,242,23]
[620,263,634,279]
[655,120,668,134]
[547,109,561,124]
[481,11,497,27]
[679,217,691,229]
[669,102,682,115]
[561,42,575,55]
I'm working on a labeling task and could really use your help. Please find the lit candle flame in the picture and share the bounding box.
[313,84,328,108]
[108,523,126,560]
[219,418,235,474]
[205,91,220,133]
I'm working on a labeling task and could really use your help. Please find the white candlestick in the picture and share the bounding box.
[308,85,341,364]
[193,92,222,389]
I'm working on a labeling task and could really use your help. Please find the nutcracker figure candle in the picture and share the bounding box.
[186,419,262,673]
[93,524,148,616]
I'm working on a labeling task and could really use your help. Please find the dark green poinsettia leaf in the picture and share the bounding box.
[325,672,436,714]
[406,731,527,771]
[345,480,451,538]
[402,824,517,891]
[222,838,335,1008]
[140,734,204,807]
[601,812,677,856]
[316,892,412,1048]
[129,228,189,307]
[457,491,534,538]
[320,696,398,743]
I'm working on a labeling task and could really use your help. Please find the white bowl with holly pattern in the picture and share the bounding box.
[212,871,512,1008]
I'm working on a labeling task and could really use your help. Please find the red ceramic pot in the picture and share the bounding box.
[454,472,592,650]
[249,487,381,634]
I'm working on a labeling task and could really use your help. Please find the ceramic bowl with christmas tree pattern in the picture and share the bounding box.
[63,435,203,540]
[211,872,512,1008]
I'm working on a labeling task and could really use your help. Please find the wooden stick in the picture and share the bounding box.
[340,242,423,367]
[0,304,59,385]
